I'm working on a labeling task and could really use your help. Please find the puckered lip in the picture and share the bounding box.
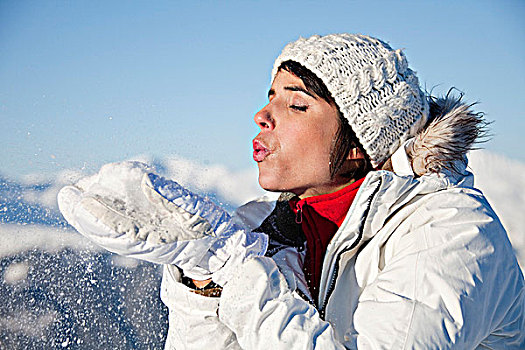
[252,138,271,162]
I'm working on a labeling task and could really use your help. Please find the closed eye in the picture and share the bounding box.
[290,105,308,112]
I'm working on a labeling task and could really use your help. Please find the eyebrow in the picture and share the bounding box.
[267,85,318,99]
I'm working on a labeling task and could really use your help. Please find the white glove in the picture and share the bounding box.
[57,161,268,285]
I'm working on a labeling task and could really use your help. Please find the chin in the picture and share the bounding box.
[258,174,303,195]
[258,171,284,192]
[258,177,279,192]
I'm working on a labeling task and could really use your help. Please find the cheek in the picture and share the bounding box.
[279,126,334,176]
[295,125,334,159]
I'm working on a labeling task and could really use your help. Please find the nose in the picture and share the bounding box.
[254,104,275,131]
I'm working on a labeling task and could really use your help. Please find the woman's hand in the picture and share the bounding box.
[58,161,268,286]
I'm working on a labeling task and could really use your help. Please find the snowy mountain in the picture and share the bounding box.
[0,151,523,349]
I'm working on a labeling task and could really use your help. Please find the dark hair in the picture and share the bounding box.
[278,60,372,179]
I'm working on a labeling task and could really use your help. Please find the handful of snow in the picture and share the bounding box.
[57,161,268,285]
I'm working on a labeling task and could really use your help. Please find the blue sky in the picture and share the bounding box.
[1,0,524,179]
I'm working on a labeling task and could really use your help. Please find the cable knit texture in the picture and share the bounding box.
[272,33,429,167]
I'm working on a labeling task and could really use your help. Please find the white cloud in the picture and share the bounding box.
[0,224,99,258]
[162,155,266,206]
[468,150,525,269]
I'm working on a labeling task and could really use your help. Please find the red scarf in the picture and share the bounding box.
[289,177,365,301]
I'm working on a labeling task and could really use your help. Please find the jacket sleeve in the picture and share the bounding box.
[160,264,242,350]
[219,256,347,349]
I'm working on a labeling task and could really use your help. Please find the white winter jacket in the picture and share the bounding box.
[161,145,524,349]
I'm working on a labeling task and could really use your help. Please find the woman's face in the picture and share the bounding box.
[253,69,343,198]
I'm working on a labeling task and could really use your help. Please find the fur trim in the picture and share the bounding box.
[408,91,490,176]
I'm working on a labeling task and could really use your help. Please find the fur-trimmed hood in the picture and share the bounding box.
[404,92,488,177]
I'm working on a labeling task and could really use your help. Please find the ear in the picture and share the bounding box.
[346,147,366,160]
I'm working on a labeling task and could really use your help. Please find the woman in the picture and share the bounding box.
[59,34,524,349]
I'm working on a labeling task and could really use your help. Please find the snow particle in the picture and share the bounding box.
[4,261,30,285]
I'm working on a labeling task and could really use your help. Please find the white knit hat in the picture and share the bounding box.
[272,33,429,167]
